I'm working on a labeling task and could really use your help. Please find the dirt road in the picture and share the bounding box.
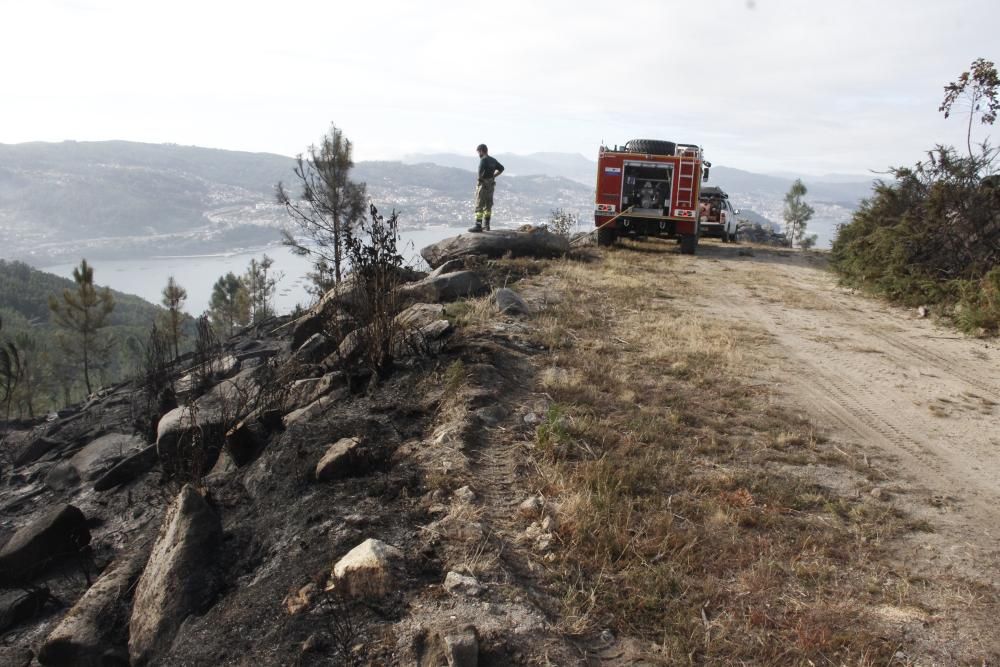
[676,241,999,656]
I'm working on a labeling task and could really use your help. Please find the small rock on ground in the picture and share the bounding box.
[518,496,544,519]
[315,437,366,481]
[330,538,403,599]
[443,572,483,597]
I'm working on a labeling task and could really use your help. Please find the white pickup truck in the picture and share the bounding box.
[698,186,739,243]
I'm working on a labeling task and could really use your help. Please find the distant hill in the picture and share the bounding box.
[0,258,163,329]
[403,151,598,185]
[0,141,594,264]
[707,166,877,248]
[403,151,877,204]
[403,151,879,248]
[0,141,295,263]
[709,166,875,206]
[0,141,881,262]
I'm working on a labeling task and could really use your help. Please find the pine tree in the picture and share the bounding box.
[161,276,188,360]
[783,179,816,249]
[242,255,282,323]
[277,123,367,291]
[11,332,44,419]
[47,259,115,395]
[940,58,1000,159]
[0,318,22,418]
[208,272,249,337]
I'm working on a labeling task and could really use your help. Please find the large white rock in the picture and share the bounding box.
[282,394,340,428]
[128,485,222,666]
[175,354,239,397]
[70,433,146,482]
[330,538,403,598]
[421,227,569,268]
[156,369,257,475]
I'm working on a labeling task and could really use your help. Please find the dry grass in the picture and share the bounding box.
[520,242,915,664]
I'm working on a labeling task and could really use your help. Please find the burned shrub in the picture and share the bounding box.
[130,323,177,442]
[326,203,409,380]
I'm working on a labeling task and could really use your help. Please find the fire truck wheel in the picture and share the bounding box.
[680,234,698,255]
[597,227,616,247]
[625,139,677,156]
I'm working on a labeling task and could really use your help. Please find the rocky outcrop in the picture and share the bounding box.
[291,333,334,365]
[395,303,448,330]
[393,303,453,357]
[128,485,222,666]
[397,270,488,304]
[174,354,239,398]
[421,227,569,268]
[0,588,50,633]
[13,436,66,467]
[156,371,255,475]
[93,444,158,492]
[44,462,80,491]
[282,394,340,429]
[493,288,530,316]
[223,416,273,467]
[70,433,146,482]
[38,547,148,666]
[419,625,480,667]
[0,646,34,667]
[286,372,344,411]
[315,437,367,481]
[443,571,483,597]
[330,538,403,598]
[154,406,217,476]
[0,505,90,584]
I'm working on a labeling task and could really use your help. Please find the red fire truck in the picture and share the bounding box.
[593,139,710,254]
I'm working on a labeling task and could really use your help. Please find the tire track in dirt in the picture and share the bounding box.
[684,246,1000,544]
[862,325,1000,402]
[793,369,944,475]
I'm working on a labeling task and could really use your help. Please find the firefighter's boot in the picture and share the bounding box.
[469,211,484,232]
[483,217,491,231]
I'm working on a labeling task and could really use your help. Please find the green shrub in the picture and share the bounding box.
[831,145,1000,332]
[957,267,1000,333]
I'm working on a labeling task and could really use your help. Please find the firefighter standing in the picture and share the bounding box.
[469,143,504,232]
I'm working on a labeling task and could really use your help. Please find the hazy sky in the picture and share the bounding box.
[1,0,997,175]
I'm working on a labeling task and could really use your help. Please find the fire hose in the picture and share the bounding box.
[570,206,635,247]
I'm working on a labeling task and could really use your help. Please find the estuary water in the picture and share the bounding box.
[41,227,469,316]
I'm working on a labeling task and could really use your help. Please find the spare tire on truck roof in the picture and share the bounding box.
[625,139,676,156]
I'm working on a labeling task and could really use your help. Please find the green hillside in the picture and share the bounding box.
[0,259,167,416]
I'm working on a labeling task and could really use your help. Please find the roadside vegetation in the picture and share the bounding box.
[514,240,920,663]
[831,58,1000,335]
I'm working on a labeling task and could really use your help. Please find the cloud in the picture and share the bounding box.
[1,0,997,175]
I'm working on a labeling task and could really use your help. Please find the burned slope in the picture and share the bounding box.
[0,232,583,666]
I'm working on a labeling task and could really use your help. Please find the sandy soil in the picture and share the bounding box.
[675,241,1000,661]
